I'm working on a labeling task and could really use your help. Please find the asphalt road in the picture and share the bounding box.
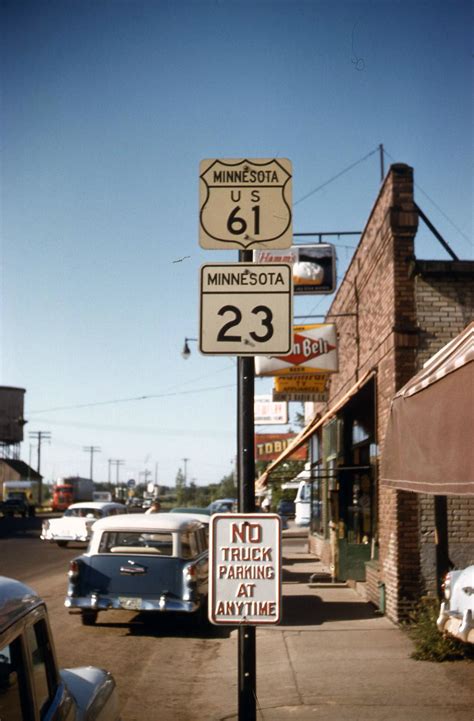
[0,514,237,721]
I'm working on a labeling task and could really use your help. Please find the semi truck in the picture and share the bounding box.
[0,480,40,517]
[52,477,95,512]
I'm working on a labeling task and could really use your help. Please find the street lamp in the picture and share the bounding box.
[181,337,198,359]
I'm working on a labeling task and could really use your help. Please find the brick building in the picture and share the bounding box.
[258,163,473,623]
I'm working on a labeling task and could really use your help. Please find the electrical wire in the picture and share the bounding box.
[384,148,471,247]
[293,147,379,206]
[28,382,236,414]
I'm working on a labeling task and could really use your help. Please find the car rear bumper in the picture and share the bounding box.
[437,602,474,644]
[41,533,89,542]
[65,593,199,614]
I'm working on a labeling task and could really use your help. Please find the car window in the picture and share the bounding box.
[180,531,199,559]
[0,638,27,721]
[25,620,57,720]
[99,531,174,555]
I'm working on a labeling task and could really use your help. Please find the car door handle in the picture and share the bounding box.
[120,566,147,575]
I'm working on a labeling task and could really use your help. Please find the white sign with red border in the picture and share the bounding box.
[255,323,339,376]
[209,513,282,625]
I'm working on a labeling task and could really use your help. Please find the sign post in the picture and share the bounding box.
[199,159,292,721]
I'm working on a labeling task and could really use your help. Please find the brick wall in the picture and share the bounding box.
[416,262,474,594]
[320,164,420,622]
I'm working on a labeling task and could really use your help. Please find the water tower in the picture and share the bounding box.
[0,386,27,458]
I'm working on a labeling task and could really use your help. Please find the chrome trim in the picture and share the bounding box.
[65,594,199,614]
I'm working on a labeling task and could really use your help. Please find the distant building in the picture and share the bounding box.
[0,459,42,498]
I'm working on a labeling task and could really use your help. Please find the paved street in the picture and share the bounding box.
[2,518,473,720]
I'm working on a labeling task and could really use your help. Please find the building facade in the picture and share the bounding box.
[301,164,473,623]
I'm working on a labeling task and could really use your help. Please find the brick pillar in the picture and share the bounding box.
[378,165,420,622]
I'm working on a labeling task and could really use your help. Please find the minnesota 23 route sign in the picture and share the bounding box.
[200,263,293,356]
[199,158,293,249]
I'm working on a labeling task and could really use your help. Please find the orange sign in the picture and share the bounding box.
[255,433,307,462]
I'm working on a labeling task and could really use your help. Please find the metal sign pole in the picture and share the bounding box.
[237,249,256,721]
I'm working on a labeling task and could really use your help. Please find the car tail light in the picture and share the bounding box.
[68,560,80,580]
[442,573,452,600]
[184,564,197,584]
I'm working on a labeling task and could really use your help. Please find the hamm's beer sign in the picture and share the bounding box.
[255,323,338,376]
[199,158,292,249]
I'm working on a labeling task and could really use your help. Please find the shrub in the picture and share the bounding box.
[406,597,474,662]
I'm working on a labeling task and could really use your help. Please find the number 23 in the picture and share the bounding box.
[217,304,274,343]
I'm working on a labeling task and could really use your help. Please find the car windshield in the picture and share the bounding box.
[99,531,174,555]
[64,508,102,519]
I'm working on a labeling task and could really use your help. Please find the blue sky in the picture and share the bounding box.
[1,0,472,488]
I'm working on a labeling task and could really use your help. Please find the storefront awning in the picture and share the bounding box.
[380,322,474,495]
[256,369,376,489]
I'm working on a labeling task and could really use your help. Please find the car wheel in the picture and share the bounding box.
[57,541,68,548]
[195,597,210,629]
[81,610,98,626]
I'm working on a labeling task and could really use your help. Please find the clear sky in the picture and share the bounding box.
[1,0,472,489]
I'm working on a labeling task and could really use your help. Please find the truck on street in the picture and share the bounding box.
[52,476,95,511]
[0,480,40,517]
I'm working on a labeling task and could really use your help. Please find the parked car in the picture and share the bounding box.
[207,498,237,513]
[437,565,474,644]
[41,501,127,547]
[0,497,29,518]
[0,575,120,721]
[65,512,209,626]
[171,506,211,516]
[277,499,295,518]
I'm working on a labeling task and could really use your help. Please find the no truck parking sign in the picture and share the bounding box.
[209,514,282,625]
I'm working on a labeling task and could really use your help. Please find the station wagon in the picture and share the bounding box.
[65,513,209,625]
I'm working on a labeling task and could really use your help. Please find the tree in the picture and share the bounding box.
[175,467,186,506]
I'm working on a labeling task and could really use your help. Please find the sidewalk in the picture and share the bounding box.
[200,535,474,721]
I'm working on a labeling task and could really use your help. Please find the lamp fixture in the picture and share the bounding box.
[181,337,198,359]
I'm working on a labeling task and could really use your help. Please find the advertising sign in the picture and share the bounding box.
[254,243,337,294]
[255,433,308,462]
[254,395,288,425]
[209,514,282,625]
[272,390,328,403]
[199,158,292,250]
[200,263,293,356]
[255,323,338,376]
[274,373,329,394]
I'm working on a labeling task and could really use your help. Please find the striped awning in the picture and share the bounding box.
[380,322,474,495]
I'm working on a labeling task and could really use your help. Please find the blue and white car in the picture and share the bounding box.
[0,576,120,720]
[437,565,474,644]
[65,513,209,626]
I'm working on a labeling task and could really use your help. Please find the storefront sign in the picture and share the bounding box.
[255,323,338,376]
[254,395,288,425]
[254,243,336,294]
[255,433,308,461]
[209,514,282,625]
[272,390,328,403]
[274,373,329,394]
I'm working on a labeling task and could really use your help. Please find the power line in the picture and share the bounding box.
[28,382,236,415]
[384,148,471,247]
[294,146,379,206]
